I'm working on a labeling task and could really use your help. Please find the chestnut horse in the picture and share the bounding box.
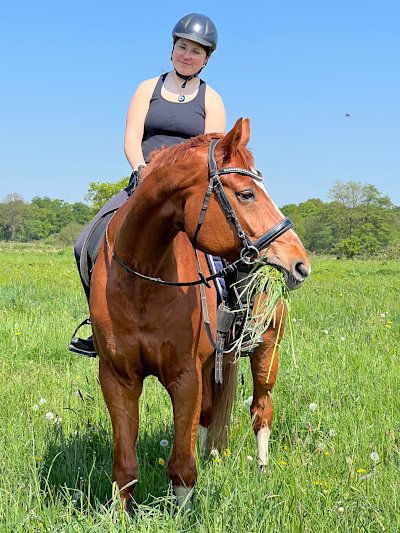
[90,119,310,508]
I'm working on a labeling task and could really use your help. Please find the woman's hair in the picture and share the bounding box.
[173,36,211,57]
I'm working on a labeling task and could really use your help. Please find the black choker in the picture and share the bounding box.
[175,70,198,88]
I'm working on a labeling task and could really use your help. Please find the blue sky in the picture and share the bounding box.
[1,0,399,207]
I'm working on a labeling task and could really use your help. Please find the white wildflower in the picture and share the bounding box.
[292,318,297,323]
[32,404,39,411]
[247,455,253,461]
[329,429,336,437]
[39,398,47,405]
[45,412,54,420]
[160,439,169,448]
[346,456,352,465]
[323,330,328,335]
[370,451,379,462]
[210,448,219,457]
[309,403,318,411]
[54,416,62,424]
[338,506,344,515]
[340,337,345,341]
[380,313,386,318]
[243,396,253,407]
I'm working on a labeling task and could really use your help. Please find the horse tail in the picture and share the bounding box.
[206,358,239,453]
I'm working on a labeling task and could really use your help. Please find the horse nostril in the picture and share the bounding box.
[293,260,310,281]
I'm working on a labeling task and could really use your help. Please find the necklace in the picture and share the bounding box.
[170,72,198,102]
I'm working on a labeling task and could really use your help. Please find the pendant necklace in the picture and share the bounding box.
[171,73,197,102]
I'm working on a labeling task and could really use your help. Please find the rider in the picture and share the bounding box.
[70,13,226,356]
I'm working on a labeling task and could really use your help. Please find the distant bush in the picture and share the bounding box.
[45,222,85,246]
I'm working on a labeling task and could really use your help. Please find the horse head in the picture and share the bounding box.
[184,118,310,290]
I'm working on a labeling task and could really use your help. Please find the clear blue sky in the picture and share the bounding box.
[1,0,399,207]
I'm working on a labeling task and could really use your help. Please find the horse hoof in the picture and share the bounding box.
[258,464,268,477]
[173,485,193,511]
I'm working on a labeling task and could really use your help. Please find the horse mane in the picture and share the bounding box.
[146,133,255,176]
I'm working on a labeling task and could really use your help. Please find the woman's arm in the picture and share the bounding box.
[204,85,226,134]
[124,77,158,170]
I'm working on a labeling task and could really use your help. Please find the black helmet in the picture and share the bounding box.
[172,13,218,52]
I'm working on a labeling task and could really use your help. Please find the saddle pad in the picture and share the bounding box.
[206,255,225,300]
[79,209,117,292]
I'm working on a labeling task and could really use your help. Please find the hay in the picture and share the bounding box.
[228,262,291,354]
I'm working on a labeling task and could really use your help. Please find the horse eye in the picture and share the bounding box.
[236,189,255,202]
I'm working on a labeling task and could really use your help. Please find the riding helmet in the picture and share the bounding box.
[172,13,218,52]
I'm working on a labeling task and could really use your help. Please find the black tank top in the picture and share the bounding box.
[141,73,206,161]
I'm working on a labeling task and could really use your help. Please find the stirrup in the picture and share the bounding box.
[68,318,97,358]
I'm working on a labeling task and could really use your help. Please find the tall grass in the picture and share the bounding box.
[0,246,399,531]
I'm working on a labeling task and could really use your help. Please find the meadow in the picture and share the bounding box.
[0,243,399,532]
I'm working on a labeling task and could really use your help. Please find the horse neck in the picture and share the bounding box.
[113,171,187,276]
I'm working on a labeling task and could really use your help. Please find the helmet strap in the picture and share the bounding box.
[174,70,198,88]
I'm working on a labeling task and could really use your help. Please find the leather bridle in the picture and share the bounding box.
[105,138,293,285]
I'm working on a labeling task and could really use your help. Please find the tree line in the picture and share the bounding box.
[1,179,399,258]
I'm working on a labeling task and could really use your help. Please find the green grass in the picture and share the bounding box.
[0,247,399,531]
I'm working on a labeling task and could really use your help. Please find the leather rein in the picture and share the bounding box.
[105,138,293,286]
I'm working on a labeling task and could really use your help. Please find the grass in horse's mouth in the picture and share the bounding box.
[230,263,292,356]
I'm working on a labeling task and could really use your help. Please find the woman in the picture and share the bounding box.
[70,13,226,356]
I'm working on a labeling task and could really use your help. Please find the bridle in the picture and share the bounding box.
[105,138,293,381]
[105,138,293,286]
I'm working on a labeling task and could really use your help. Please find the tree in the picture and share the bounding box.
[85,177,130,210]
[0,193,26,241]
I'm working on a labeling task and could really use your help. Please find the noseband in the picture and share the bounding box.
[105,138,293,286]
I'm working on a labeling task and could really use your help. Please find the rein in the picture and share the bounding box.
[105,139,293,382]
[105,138,293,285]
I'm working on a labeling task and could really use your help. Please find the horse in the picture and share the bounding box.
[90,118,310,509]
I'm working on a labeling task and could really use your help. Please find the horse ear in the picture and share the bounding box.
[218,118,243,161]
[240,118,251,147]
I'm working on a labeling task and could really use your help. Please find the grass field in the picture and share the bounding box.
[0,244,399,532]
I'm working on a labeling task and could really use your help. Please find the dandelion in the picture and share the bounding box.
[323,330,328,335]
[35,456,41,462]
[313,481,323,486]
[370,452,379,462]
[223,449,231,457]
[387,321,392,324]
[385,324,390,328]
[160,439,169,447]
[243,396,253,407]
[284,445,288,450]
[15,332,21,336]
[39,398,47,405]
[292,318,297,323]
[32,404,39,411]
[151,395,156,399]
[158,458,165,466]
[346,457,352,465]
[309,403,318,411]
[357,468,366,473]
[369,321,374,324]
[214,457,222,463]
[381,313,386,318]
[279,460,287,466]
[45,412,54,420]
[246,455,253,461]
[75,376,81,380]
[340,337,345,341]
[324,451,329,456]
[329,429,336,437]
[338,506,344,515]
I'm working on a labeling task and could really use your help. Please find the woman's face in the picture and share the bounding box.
[172,38,208,76]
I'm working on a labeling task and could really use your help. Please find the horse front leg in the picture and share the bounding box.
[166,360,203,509]
[249,326,282,472]
[99,359,143,507]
